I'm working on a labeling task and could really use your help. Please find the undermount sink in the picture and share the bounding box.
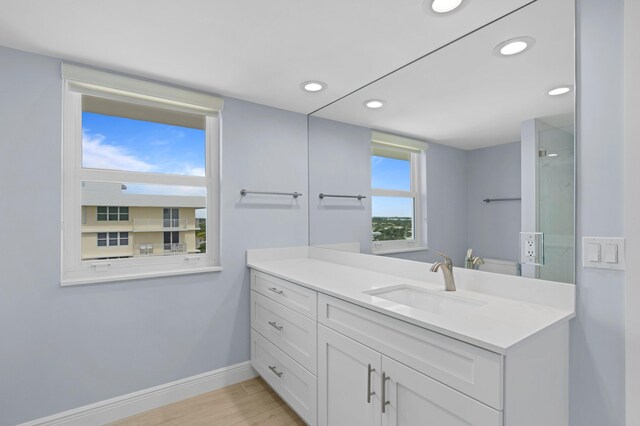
[364,284,487,315]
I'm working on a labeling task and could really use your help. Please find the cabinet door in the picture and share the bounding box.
[318,324,381,426]
[381,357,502,426]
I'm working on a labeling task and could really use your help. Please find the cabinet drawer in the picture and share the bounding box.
[251,330,317,426]
[251,270,317,319]
[318,294,503,410]
[251,290,317,374]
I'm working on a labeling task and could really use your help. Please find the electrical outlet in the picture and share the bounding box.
[520,232,544,265]
[526,236,536,257]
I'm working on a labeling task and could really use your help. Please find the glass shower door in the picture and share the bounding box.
[537,124,575,283]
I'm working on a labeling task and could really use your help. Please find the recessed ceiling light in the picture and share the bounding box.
[495,37,536,56]
[301,81,326,92]
[364,99,385,109]
[548,86,573,96]
[431,0,463,13]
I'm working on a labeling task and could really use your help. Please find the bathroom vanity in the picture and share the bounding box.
[247,246,575,426]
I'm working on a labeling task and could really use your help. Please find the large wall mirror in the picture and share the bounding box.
[307,0,575,283]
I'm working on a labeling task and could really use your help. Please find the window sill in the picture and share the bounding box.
[61,266,223,287]
[372,246,429,255]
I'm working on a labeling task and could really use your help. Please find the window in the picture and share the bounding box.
[97,206,128,221]
[163,208,180,228]
[62,64,222,285]
[370,132,427,254]
[97,232,128,247]
[164,231,181,251]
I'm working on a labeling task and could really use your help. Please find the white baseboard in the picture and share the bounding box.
[18,361,257,426]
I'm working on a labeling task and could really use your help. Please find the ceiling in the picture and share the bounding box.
[313,0,575,150]
[0,0,534,115]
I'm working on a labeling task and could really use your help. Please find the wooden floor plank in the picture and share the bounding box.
[241,378,271,396]
[107,377,304,426]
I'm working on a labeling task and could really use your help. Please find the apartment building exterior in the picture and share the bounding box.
[81,182,205,260]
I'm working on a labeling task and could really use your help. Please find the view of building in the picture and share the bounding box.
[81,182,206,260]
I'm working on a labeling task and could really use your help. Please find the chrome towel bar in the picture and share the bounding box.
[319,193,366,200]
[483,197,521,203]
[240,189,302,198]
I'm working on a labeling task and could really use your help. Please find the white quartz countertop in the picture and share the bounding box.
[247,249,575,354]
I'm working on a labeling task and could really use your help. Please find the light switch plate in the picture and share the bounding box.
[604,244,618,263]
[582,237,626,270]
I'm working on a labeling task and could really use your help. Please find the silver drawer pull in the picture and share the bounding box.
[268,287,284,295]
[268,320,283,331]
[382,372,391,413]
[268,365,283,377]
[367,364,376,403]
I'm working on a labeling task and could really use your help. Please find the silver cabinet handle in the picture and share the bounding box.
[367,364,376,403]
[382,372,391,413]
[268,320,283,331]
[268,365,283,377]
[268,287,284,295]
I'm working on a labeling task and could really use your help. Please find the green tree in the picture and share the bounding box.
[196,218,206,252]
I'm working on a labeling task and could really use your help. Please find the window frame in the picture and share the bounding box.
[370,133,428,255]
[61,64,222,285]
[97,206,128,221]
[97,232,128,247]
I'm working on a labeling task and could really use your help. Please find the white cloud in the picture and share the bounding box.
[371,156,385,168]
[172,164,205,177]
[124,184,207,197]
[82,133,156,172]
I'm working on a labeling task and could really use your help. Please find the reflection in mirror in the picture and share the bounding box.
[308,0,575,283]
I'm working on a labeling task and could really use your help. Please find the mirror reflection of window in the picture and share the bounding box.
[370,139,424,253]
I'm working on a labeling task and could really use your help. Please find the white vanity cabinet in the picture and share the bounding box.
[318,325,501,426]
[317,294,503,410]
[317,324,382,426]
[250,270,318,425]
[250,268,570,426]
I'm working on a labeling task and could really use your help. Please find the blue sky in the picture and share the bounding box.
[82,112,205,176]
[82,112,208,217]
[371,156,414,217]
[371,156,410,190]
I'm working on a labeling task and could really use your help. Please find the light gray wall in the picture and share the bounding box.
[466,142,521,262]
[572,0,626,425]
[624,0,640,423]
[0,46,308,426]
[390,142,520,267]
[308,116,372,252]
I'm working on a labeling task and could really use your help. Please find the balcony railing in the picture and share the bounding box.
[136,243,187,256]
[133,218,188,231]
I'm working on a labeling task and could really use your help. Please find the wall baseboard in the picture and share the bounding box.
[18,361,257,426]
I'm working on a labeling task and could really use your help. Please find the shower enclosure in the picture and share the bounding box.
[522,118,575,283]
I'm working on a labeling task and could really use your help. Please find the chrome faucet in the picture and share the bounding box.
[430,252,456,291]
[471,256,485,269]
[464,248,485,270]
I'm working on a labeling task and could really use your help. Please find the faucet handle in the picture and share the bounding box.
[435,252,453,267]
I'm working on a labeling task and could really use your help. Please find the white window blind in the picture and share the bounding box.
[62,63,223,115]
